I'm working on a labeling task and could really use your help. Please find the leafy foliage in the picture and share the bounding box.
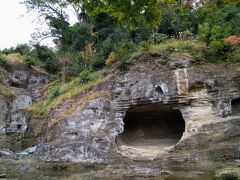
[158,2,194,37]
[196,1,240,60]
[32,45,59,73]
[14,0,240,79]
[84,0,162,30]
[150,33,168,44]
[0,54,7,67]
[105,52,118,65]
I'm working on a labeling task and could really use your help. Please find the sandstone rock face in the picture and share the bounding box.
[35,61,240,164]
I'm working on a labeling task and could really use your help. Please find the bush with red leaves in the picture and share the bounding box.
[224,35,240,45]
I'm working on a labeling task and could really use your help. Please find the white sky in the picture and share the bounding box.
[0,1,78,50]
[0,0,37,49]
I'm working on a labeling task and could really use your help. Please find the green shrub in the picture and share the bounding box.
[133,27,152,44]
[139,41,152,51]
[91,55,106,70]
[198,22,210,43]
[204,40,231,61]
[150,33,168,44]
[32,45,59,73]
[49,88,60,99]
[15,44,30,56]
[196,1,240,62]
[158,3,194,37]
[179,30,195,39]
[105,52,118,65]
[0,54,7,67]
[68,55,85,76]
[78,70,93,84]
[114,40,136,62]
[24,55,37,67]
[227,48,240,63]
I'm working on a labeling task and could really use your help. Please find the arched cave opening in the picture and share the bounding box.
[232,98,240,116]
[116,103,185,155]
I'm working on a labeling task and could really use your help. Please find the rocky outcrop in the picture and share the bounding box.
[34,56,240,165]
[0,64,49,151]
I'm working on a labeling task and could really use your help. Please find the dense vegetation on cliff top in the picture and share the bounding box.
[0,0,239,119]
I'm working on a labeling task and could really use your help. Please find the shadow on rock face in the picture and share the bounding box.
[116,103,185,159]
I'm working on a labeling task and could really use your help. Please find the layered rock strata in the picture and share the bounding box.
[34,59,240,164]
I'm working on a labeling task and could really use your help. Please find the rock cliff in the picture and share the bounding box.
[34,54,240,164]
[0,63,49,151]
[1,54,240,169]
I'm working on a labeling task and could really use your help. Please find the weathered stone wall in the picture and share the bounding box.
[35,60,240,164]
[0,65,49,151]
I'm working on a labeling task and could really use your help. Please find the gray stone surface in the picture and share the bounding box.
[35,62,240,164]
[0,96,8,134]
[0,64,49,151]
[1,55,240,167]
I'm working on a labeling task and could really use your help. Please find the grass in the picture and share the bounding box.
[0,86,16,99]
[111,39,207,72]
[0,76,4,84]
[5,53,24,64]
[49,91,108,126]
[28,68,110,119]
[146,39,206,56]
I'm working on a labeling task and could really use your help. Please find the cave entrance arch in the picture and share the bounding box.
[116,103,185,158]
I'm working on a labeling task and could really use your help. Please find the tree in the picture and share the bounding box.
[23,0,85,22]
[15,44,31,56]
[158,1,194,37]
[70,23,93,68]
[32,44,59,73]
[195,1,240,60]
[23,0,87,47]
[83,0,162,31]
[58,52,71,84]
[196,1,240,44]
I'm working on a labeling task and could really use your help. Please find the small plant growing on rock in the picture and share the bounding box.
[0,86,16,100]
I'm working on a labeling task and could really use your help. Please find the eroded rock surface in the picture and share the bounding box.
[0,64,49,151]
[33,58,240,165]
